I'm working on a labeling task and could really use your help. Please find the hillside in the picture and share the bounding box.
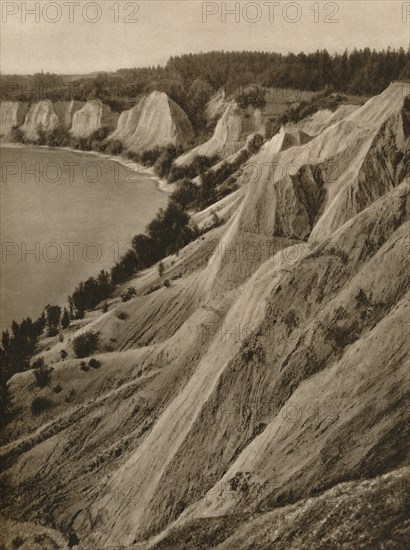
[0,82,409,549]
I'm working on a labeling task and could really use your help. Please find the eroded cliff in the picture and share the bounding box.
[175,101,264,165]
[0,101,28,137]
[109,91,194,152]
[70,99,118,137]
[1,82,409,550]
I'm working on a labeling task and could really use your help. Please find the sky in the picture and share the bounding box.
[1,0,409,75]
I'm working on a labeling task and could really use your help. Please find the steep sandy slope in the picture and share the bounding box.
[175,101,264,165]
[70,99,119,137]
[232,82,409,246]
[151,467,409,549]
[0,517,68,549]
[109,98,145,144]
[85,181,408,547]
[205,89,228,122]
[163,192,409,524]
[109,91,194,152]
[20,100,59,140]
[286,104,358,136]
[133,181,410,545]
[0,101,28,137]
[191,187,245,229]
[0,83,409,549]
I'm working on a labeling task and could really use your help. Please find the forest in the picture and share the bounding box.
[1,48,409,130]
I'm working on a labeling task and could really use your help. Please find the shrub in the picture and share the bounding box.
[60,349,68,360]
[168,154,220,183]
[211,211,220,227]
[111,250,140,286]
[47,326,59,338]
[72,331,99,358]
[158,261,165,278]
[12,535,24,548]
[283,309,298,331]
[126,150,141,162]
[102,302,109,313]
[65,389,75,403]
[235,85,266,109]
[228,471,250,493]
[45,125,70,147]
[171,179,199,209]
[327,322,359,350]
[247,133,264,154]
[68,270,113,316]
[80,361,89,372]
[11,126,25,143]
[71,136,91,151]
[33,365,53,388]
[89,358,101,369]
[32,357,45,369]
[68,533,79,548]
[121,287,137,302]
[141,147,161,166]
[153,145,183,178]
[89,126,110,142]
[105,139,123,155]
[53,384,62,393]
[31,396,53,415]
[116,311,128,320]
[163,279,171,288]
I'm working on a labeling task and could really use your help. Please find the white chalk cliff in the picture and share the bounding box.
[109,91,194,151]
[70,99,118,137]
[20,99,59,141]
[0,101,28,137]
[0,92,194,154]
[175,101,264,165]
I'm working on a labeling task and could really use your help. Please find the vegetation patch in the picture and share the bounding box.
[31,396,53,415]
[115,311,128,321]
[266,87,348,138]
[89,358,101,369]
[73,331,100,358]
[121,287,137,302]
[33,365,53,388]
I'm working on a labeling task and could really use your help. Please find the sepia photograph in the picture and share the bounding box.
[0,0,409,548]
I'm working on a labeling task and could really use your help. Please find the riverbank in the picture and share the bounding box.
[0,142,176,194]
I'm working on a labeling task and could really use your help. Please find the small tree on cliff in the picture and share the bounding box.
[61,308,70,330]
[45,305,61,337]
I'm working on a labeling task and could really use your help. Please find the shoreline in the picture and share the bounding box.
[0,142,172,327]
[0,142,176,195]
